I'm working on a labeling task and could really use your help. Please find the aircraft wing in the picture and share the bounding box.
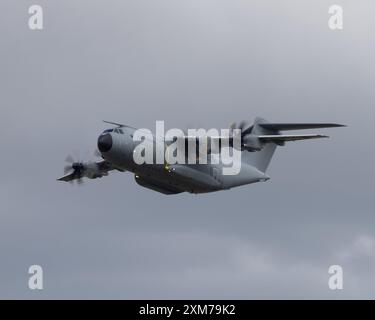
[165,131,332,156]
[57,160,120,183]
[258,134,329,142]
[57,172,77,182]
[259,123,345,131]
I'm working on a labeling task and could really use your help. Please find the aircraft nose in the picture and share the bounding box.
[98,134,113,152]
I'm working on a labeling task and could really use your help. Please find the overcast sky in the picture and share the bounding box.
[1,0,374,299]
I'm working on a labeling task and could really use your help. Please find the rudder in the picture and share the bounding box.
[242,117,278,173]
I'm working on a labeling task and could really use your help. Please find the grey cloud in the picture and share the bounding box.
[0,0,374,298]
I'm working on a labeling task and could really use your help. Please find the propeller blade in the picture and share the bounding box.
[60,152,93,185]
[65,154,74,163]
[64,165,73,174]
[94,149,102,158]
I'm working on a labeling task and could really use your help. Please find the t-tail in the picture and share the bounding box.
[241,117,345,173]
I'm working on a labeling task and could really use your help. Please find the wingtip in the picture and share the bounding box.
[321,123,346,128]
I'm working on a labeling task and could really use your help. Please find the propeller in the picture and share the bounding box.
[65,154,74,164]
[94,149,102,158]
[63,154,86,185]
[228,121,261,151]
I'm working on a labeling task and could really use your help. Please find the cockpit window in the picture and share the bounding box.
[102,129,113,134]
[112,128,124,134]
[102,128,123,134]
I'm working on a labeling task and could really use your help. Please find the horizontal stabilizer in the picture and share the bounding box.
[259,123,345,131]
[258,134,329,142]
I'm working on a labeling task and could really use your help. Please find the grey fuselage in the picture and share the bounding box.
[99,127,270,194]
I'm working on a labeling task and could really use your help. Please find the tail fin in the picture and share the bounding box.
[242,118,345,173]
[242,117,278,173]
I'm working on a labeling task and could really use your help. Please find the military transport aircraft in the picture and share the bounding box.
[57,117,344,194]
